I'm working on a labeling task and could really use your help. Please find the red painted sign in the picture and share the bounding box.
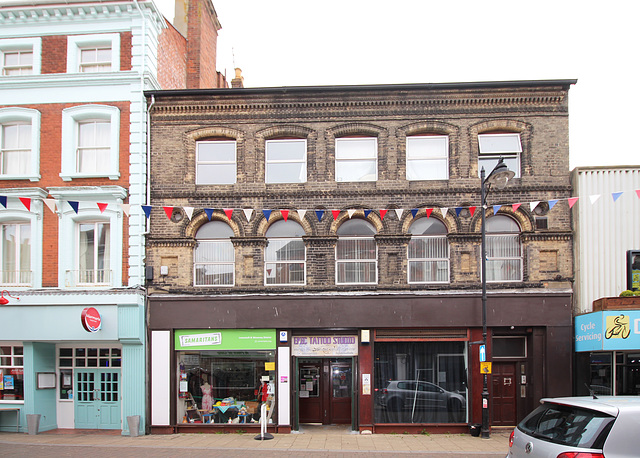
[81,307,102,333]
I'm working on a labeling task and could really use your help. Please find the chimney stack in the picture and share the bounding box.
[231,68,244,88]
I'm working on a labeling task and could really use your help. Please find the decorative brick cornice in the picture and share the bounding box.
[521,232,573,242]
[303,235,338,247]
[375,234,411,246]
[231,236,267,247]
[149,238,195,248]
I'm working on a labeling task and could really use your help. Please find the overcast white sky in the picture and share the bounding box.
[154,0,640,170]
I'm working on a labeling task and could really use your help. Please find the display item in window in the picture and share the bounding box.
[201,376,213,411]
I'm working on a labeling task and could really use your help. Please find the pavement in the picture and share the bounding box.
[0,425,512,458]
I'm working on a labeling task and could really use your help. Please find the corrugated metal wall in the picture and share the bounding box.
[572,167,640,314]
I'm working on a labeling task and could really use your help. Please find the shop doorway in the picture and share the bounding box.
[491,362,517,426]
[298,358,353,425]
[74,369,121,429]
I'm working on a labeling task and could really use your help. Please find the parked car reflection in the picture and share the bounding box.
[377,380,466,422]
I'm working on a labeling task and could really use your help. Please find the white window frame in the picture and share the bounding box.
[66,34,120,74]
[478,133,521,178]
[265,238,306,286]
[265,139,307,183]
[407,235,450,284]
[335,237,378,285]
[194,240,235,287]
[0,343,24,404]
[0,108,41,181]
[485,216,522,283]
[0,222,31,287]
[335,137,377,182]
[0,37,41,76]
[76,221,111,286]
[50,186,125,288]
[60,105,120,181]
[0,189,45,288]
[406,135,449,180]
[195,140,237,185]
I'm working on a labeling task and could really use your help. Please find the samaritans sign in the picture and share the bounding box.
[174,329,276,351]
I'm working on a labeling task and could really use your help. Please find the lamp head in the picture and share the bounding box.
[485,158,515,189]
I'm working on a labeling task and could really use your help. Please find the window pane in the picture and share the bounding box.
[409,260,449,283]
[265,262,305,284]
[478,133,522,154]
[2,123,31,175]
[266,239,305,261]
[265,220,305,238]
[487,258,521,282]
[195,240,234,263]
[194,263,234,286]
[337,239,376,260]
[337,219,376,236]
[478,156,519,178]
[336,138,376,159]
[337,260,376,283]
[407,136,448,159]
[266,140,305,161]
[197,164,236,184]
[336,159,376,182]
[407,159,448,180]
[266,162,306,183]
[197,142,236,162]
[196,221,234,239]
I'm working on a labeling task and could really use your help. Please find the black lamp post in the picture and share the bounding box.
[480,158,514,439]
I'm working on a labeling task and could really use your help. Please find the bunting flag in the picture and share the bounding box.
[297,209,307,220]
[589,195,601,205]
[263,209,272,221]
[379,209,387,220]
[68,201,79,214]
[142,205,152,218]
[411,209,419,218]
[347,209,357,219]
[512,203,521,212]
[331,210,341,220]
[440,208,448,218]
[364,209,372,218]
[44,198,57,213]
[204,208,214,221]
[19,197,31,211]
[568,197,579,209]
[530,201,540,212]
[281,209,289,221]
[242,209,253,222]
[636,190,640,199]
[469,206,476,217]
[612,192,623,202]
[121,204,131,217]
[315,210,324,221]
[493,205,501,215]
[425,208,433,218]
[184,207,195,220]
[224,209,233,220]
[97,202,108,213]
[163,206,174,219]
[394,209,403,220]
[455,207,463,217]
[548,199,558,210]
[0,196,6,208]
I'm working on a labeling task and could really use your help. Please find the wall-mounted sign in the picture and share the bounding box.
[576,311,640,351]
[174,329,276,351]
[292,336,358,356]
[81,307,102,333]
[480,362,492,374]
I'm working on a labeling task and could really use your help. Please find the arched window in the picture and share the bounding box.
[265,220,305,285]
[196,139,236,185]
[336,219,377,284]
[408,218,449,283]
[194,221,234,286]
[486,215,521,282]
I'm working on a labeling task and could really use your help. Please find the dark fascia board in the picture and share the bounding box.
[145,79,578,99]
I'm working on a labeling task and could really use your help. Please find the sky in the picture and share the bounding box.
[154,0,640,170]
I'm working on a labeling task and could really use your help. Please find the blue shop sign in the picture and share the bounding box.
[575,310,640,352]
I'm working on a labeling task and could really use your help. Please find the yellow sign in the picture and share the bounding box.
[605,314,631,339]
[265,362,276,371]
[480,362,492,374]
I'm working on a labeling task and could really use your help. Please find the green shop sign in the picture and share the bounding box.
[175,329,276,350]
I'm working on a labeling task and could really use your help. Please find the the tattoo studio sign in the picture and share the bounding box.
[292,335,358,356]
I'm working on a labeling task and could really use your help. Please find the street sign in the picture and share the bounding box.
[479,344,486,362]
[480,362,492,374]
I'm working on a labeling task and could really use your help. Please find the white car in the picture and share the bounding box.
[507,396,640,458]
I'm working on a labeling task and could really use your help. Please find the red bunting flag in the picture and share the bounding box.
[425,208,433,218]
[636,190,640,199]
[97,203,108,213]
[163,206,174,219]
[469,206,476,217]
[512,203,521,212]
[379,209,387,220]
[224,209,233,220]
[281,209,289,222]
[331,210,341,220]
[568,197,579,209]
[19,197,31,211]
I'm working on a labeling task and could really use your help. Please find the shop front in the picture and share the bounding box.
[0,291,145,434]
[575,309,640,396]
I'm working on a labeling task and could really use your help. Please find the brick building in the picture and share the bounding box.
[145,80,576,434]
[0,0,226,434]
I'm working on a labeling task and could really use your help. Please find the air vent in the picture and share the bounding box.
[535,217,548,230]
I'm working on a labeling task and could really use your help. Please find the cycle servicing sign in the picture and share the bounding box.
[575,311,640,352]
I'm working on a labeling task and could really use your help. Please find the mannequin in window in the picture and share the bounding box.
[201,375,213,411]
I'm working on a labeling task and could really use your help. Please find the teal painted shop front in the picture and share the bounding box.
[0,291,145,435]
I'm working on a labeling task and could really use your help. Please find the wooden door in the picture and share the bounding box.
[491,362,517,426]
[329,361,352,424]
[299,361,322,423]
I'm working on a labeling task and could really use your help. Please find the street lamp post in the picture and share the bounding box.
[480,158,514,439]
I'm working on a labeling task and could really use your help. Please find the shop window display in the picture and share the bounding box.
[178,350,275,424]
[0,345,24,401]
[374,341,467,424]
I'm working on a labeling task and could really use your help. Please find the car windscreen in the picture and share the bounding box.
[517,403,615,448]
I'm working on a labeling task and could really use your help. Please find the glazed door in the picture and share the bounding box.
[329,362,352,424]
[298,362,322,423]
[491,363,517,426]
[75,370,121,429]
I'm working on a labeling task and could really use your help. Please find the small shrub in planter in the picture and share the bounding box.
[620,290,635,297]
